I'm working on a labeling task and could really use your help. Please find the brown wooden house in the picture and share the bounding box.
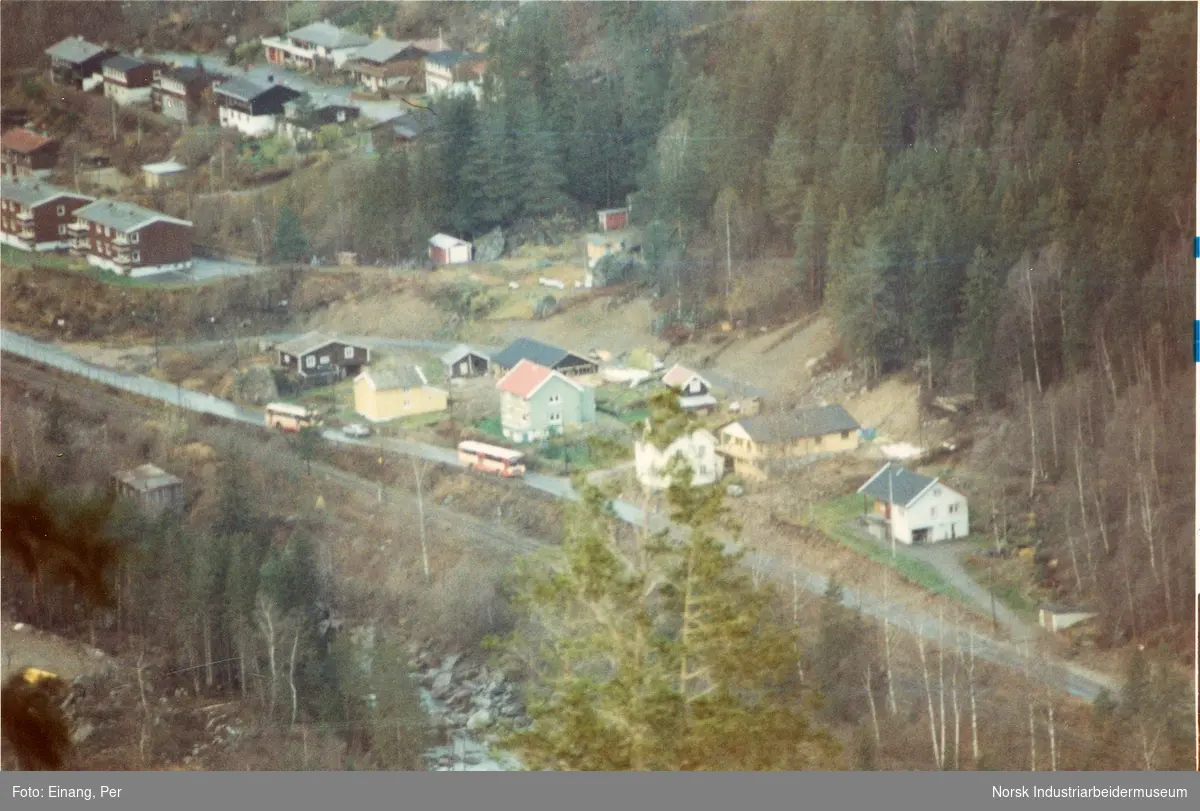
[1,129,60,179]
[276,332,371,382]
[45,36,116,90]
[70,199,193,277]
[152,66,217,124]
[1,179,94,252]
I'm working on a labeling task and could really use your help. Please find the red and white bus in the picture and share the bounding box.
[265,402,322,433]
[457,440,527,478]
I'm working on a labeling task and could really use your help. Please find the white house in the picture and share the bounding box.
[635,429,724,491]
[428,233,472,265]
[262,21,371,71]
[214,78,303,137]
[857,463,969,545]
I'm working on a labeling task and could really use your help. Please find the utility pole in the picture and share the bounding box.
[888,464,896,559]
[111,102,118,141]
[725,197,733,322]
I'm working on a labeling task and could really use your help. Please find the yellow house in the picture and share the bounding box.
[354,363,448,423]
[719,403,861,482]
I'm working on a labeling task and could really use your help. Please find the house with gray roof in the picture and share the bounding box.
[491,337,598,378]
[70,199,192,277]
[718,403,861,481]
[263,20,371,72]
[441,344,491,379]
[276,332,371,382]
[354,359,448,422]
[0,179,93,251]
[215,77,303,137]
[101,55,158,106]
[114,463,185,516]
[424,50,487,96]
[856,462,969,545]
[346,36,437,93]
[45,36,116,90]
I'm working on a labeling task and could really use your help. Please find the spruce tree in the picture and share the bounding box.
[514,98,569,219]
[273,204,310,263]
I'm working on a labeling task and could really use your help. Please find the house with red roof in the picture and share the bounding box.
[1,129,60,179]
[496,359,596,443]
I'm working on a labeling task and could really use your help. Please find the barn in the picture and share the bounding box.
[429,233,472,265]
[441,344,491,379]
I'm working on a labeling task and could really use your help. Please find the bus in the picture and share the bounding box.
[265,402,322,433]
[457,440,527,478]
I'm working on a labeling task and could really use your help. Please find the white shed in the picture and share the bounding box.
[429,233,472,265]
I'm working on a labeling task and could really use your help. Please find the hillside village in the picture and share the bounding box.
[1,2,1194,775]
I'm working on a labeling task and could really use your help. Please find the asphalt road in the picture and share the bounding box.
[0,327,1121,703]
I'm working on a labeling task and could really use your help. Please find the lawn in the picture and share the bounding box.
[809,495,979,607]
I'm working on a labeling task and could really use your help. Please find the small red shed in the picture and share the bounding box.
[597,208,629,232]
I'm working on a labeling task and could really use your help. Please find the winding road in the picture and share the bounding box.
[0,328,1121,703]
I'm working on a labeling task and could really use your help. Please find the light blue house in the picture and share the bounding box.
[497,359,596,443]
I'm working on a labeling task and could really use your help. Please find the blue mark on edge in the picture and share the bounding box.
[1195,237,1199,258]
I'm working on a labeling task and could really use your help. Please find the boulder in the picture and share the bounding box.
[591,253,638,287]
[431,670,453,698]
[233,364,279,406]
[439,653,461,673]
[466,709,493,731]
[474,228,506,263]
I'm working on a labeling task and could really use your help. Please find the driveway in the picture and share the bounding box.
[0,327,1120,703]
[137,257,263,284]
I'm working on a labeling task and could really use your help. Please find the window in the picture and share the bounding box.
[132,250,140,263]
[549,412,562,424]
[344,346,355,359]
[949,504,959,514]
[131,231,139,244]
[934,488,942,497]
[548,394,561,405]
[319,355,330,366]
[403,397,411,408]
[305,356,316,369]
[57,205,65,216]
[930,507,937,517]
[841,431,850,439]
[58,224,66,235]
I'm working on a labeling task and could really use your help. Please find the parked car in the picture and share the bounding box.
[342,423,373,438]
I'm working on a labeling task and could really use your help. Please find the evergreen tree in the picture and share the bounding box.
[463,100,520,231]
[273,204,310,263]
[960,246,1005,402]
[513,98,569,219]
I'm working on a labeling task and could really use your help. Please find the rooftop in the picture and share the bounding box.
[276,331,349,357]
[425,50,484,69]
[0,179,92,208]
[429,233,471,249]
[732,403,861,444]
[353,36,422,64]
[1,128,58,154]
[857,463,939,508]
[45,36,107,64]
[215,77,301,104]
[284,21,371,50]
[359,361,434,391]
[662,364,708,389]
[142,159,187,175]
[103,54,148,73]
[115,463,183,493]
[440,344,490,365]
[492,337,591,371]
[496,359,557,399]
[73,199,191,232]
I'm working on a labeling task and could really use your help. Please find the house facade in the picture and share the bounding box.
[635,429,724,491]
[0,180,94,251]
[345,37,433,93]
[441,344,490,379]
[70,199,192,276]
[424,51,487,95]
[429,233,472,265]
[354,364,448,422]
[719,404,861,481]
[151,67,215,124]
[492,337,600,378]
[102,56,157,106]
[856,463,969,545]
[281,101,360,142]
[597,207,629,231]
[45,37,115,90]
[263,21,370,72]
[1,129,60,179]
[215,79,303,137]
[276,332,370,381]
[662,364,717,413]
[498,359,597,443]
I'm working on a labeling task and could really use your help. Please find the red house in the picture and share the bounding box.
[0,180,94,252]
[597,207,629,232]
[1,129,60,179]
[70,199,193,277]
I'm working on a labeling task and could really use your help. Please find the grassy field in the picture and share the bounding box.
[809,495,979,607]
[0,246,212,289]
[960,552,1049,620]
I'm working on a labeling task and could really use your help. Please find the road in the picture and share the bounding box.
[117,334,502,357]
[0,327,1121,703]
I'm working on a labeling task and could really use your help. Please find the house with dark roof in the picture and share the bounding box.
[718,403,861,481]
[276,332,371,382]
[152,66,218,124]
[441,344,491,379]
[497,359,596,443]
[215,78,303,137]
[856,462,969,545]
[263,20,371,72]
[424,50,487,96]
[70,199,192,277]
[280,99,361,142]
[492,337,599,378]
[101,55,158,106]
[1,179,94,251]
[354,360,448,422]
[370,109,436,152]
[1,129,60,179]
[45,36,116,90]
